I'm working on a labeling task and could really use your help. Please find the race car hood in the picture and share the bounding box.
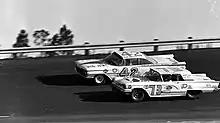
[75,59,109,70]
[114,76,139,84]
[75,59,103,65]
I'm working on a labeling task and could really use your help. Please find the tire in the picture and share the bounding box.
[94,75,108,85]
[186,91,201,99]
[131,89,145,102]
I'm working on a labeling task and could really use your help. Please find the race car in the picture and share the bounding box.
[111,67,220,102]
[75,51,186,85]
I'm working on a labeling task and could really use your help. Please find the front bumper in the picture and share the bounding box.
[75,66,88,78]
[111,84,131,95]
[75,66,96,79]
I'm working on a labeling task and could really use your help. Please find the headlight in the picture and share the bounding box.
[127,85,132,89]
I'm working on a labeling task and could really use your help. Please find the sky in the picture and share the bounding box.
[0,0,220,48]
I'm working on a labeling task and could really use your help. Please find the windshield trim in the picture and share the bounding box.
[104,52,124,66]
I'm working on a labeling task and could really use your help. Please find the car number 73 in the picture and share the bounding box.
[148,85,162,96]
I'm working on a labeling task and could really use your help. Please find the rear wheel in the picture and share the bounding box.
[186,90,201,99]
[131,89,145,102]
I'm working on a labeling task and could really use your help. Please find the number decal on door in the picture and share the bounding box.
[148,85,162,96]
[119,67,129,76]
[156,85,162,95]
[119,67,138,77]
[130,67,138,76]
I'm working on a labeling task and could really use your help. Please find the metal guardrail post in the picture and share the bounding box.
[188,37,193,50]
[84,41,90,55]
[12,53,17,59]
[153,38,159,52]
[119,40,125,51]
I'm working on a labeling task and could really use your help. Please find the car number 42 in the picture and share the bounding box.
[119,67,138,76]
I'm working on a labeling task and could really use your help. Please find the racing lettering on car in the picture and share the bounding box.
[166,85,172,90]
[119,67,139,77]
[112,68,117,73]
[111,67,220,102]
[103,69,108,73]
[148,85,162,96]
[75,51,187,85]
[86,65,96,68]
[130,67,138,76]
[181,84,188,89]
[122,51,142,57]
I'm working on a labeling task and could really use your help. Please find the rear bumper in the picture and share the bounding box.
[213,88,220,92]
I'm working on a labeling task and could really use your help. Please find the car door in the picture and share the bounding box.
[117,58,140,77]
[160,74,186,97]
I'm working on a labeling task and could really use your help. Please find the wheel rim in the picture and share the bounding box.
[132,90,144,101]
[95,75,105,84]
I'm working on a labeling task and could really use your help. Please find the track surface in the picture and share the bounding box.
[1,49,220,122]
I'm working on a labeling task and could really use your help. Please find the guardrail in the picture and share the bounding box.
[1,37,220,56]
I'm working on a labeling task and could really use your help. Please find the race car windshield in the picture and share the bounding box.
[104,52,123,66]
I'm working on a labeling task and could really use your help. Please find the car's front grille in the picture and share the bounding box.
[75,66,87,77]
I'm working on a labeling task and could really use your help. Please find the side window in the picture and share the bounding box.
[143,70,162,82]
[119,60,125,66]
[148,75,162,82]
[140,58,153,65]
[171,74,184,81]
[162,74,172,82]
[125,59,130,66]
[125,59,138,66]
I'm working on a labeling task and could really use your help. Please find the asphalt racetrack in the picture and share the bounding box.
[1,49,220,122]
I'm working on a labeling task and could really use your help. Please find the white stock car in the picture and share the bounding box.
[75,51,186,85]
[111,67,220,102]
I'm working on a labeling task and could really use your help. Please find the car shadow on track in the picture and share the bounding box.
[75,91,190,103]
[37,74,95,86]
[75,91,131,102]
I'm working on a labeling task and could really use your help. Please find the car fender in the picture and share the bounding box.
[87,70,114,80]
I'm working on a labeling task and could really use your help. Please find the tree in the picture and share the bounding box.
[59,24,74,45]
[13,29,30,48]
[33,29,50,46]
[51,24,74,55]
[51,33,62,46]
[32,29,51,57]
[51,24,74,46]
[12,29,30,58]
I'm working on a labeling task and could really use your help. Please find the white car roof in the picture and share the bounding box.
[113,51,180,64]
[114,51,147,59]
[151,67,192,75]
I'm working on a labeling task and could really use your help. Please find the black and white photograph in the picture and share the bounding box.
[0,0,220,123]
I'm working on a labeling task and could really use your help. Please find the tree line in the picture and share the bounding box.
[12,24,74,57]
[13,24,74,47]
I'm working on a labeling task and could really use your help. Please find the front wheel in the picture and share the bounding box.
[186,91,201,99]
[131,89,145,102]
[94,75,109,85]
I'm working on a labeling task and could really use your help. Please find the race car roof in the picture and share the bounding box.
[151,67,192,75]
[114,51,147,59]
[114,51,179,64]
